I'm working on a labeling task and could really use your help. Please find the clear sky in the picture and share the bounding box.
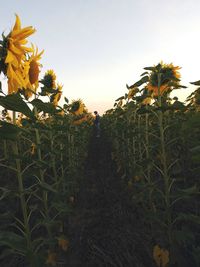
[1,0,200,114]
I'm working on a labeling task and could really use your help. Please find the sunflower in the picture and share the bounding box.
[147,62,181,96]
[52,83,63,106]
[46,250,57,266]
[3,15,36,94]
[127,87,139,100]
[5,14,35,69]
[41,69,56,89]
[147,84,169,96]
[21,46,44,98]
[58,237,69,252]
[153,245,169,267]
[7,63,26,94]
[73,115,87,125]
[70,100,85,115]
[28,45,44,85]
[142,97,152,105]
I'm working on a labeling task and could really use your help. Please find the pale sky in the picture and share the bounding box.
[1,0,200,114]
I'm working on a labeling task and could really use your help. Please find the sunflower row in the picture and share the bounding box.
[102,62,200,267]
[0,15,93,266]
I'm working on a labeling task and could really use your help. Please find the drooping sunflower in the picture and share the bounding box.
[73,115,87,125]
[41,69,56,89]
[142,97,152,105]
[147,62,181,96]
[3,14,36,94]
[58,237,69,252]
[70,99,85,115]
[22,46,44,98]
[5,14,35,69]
[7,63,26,94]
[52,83,63,106]
[127,87,139,100]
[28,45,44,85]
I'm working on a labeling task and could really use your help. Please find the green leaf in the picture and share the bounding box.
[172,100,186,110]
[143,66,155,71]
[140,71,148,76]
[174,214,200,225]
[31,99,57,114]
[115,96,125,101]
[190,145,200,152]
[131,76,149,88]
[0,94,34,119]
[64,97,69,103]
[0,121,21,140]
[39,182,57,193]
[178,185,199,195]
[190,80,200,86]
[173,229,195,246]
[177,84,187,89]
[0,232,26,254]
[0,187,10,200]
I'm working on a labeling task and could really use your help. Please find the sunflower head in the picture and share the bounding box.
[58,237,69,251]
[41,69,56,89]
[70,99,85,115]
[147,62,181,96]
[29,60,39,84]
[1,14,37,94]
[28,46,44,85]
[127,87,139,100]
[46,250,57,266]
[142,97,152,105]
[51,83,63,106]
[5,14,35,69]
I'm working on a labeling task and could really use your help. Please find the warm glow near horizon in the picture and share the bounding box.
[1,0,200,114]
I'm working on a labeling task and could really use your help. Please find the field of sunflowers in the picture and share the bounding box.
[0,15,200,267]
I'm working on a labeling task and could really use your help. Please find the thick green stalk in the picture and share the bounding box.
[145,112,151,183]
[35,128,53,242]
[49,131,58,187]
[157,73,172,245]
[12,142,34,265]
[3,140,8,159]
[60,121,65,186]
[138,114,142,162]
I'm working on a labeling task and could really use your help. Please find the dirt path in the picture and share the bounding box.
[67,133,154,267]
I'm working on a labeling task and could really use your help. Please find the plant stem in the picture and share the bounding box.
[157,73,172,246]
[12,142,34,263]
[35,128,53,243]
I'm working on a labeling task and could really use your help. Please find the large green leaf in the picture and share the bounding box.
[31,99,57,114]
[0,94,34,119]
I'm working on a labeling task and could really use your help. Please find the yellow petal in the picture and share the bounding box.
[153,245,162,267]
[5,50,19,68]
[11,27,36,40]
[9,39,24,55]
[13,14,21,31]
[161,249,169,267]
